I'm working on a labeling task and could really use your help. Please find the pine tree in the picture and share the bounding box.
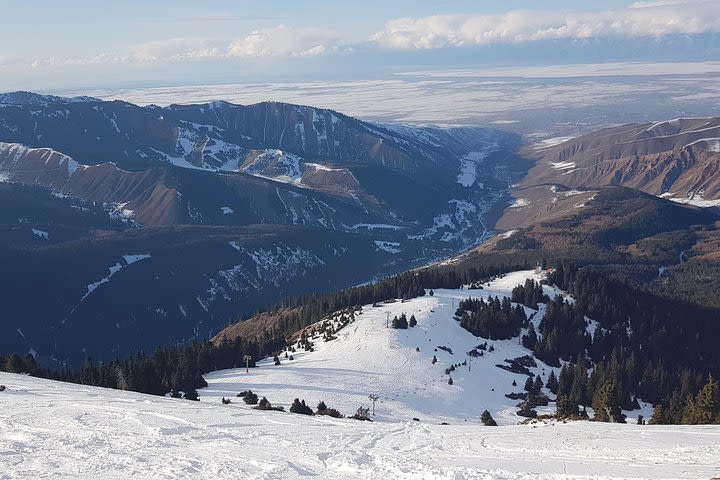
[524,376,534,392]
[317,401,328,413]
[592,381,625,423]
[682,375,720,424]
[556,393,579,418]
[448,376,454,385]
[522,324,538,350]
[432,355,437,364]
[409,315,417,328]
[532,375,544,394]
[546,370,559,394]
[481,410,497,426]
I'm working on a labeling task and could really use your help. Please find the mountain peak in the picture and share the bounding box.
[0,91,98,106]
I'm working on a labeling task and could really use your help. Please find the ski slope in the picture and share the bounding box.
[1,372,719,479]
[204,270,652,425]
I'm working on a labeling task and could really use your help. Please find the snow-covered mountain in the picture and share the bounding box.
[0,92,526,365]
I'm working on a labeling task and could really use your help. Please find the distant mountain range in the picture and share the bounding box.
[0,92,523,366]
[521,118,720,207]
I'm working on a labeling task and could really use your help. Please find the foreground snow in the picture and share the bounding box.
[1,372,719,479]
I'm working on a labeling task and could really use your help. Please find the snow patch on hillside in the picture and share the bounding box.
[663,190,720,207]
[645,118,682,137]
[352,223,403,231]
[457,144,497,187]
[241,149,304,185]
[549,161,576,170]
[123,253,151,265]
[533,136,576,150]
[76,254,152,306]
[685,137,720,153]
[509,198,531,208]
[374,240,401,254]
[199,243,328,308]
[31,228,49,239]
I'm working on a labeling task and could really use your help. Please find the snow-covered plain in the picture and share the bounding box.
[2,270,719,478]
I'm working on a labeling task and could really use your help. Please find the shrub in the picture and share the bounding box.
[290,398,313,415]
[242,391,259,405]
[254,397,285,411]
[317,408,343,418]
[351,406,372,421]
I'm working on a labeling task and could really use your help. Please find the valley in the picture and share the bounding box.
[0,93,524,366]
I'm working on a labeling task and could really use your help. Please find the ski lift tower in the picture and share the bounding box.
[243,354,252,373]
[368,394,379,415]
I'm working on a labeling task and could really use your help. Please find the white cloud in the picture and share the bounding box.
[4,25,338,70]
[226,25,334,58]
[371,1,720,49]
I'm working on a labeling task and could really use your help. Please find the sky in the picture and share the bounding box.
[0,0,719,92]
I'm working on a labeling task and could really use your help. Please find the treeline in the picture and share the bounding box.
[1,335,285,399]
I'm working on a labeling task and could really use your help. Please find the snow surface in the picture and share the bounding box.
[2,351,719,478]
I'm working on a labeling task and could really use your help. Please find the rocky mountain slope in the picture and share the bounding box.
[521,118,720,207]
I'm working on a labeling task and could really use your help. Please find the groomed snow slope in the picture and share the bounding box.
[1,372,719,479]
[204,270,654,425]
